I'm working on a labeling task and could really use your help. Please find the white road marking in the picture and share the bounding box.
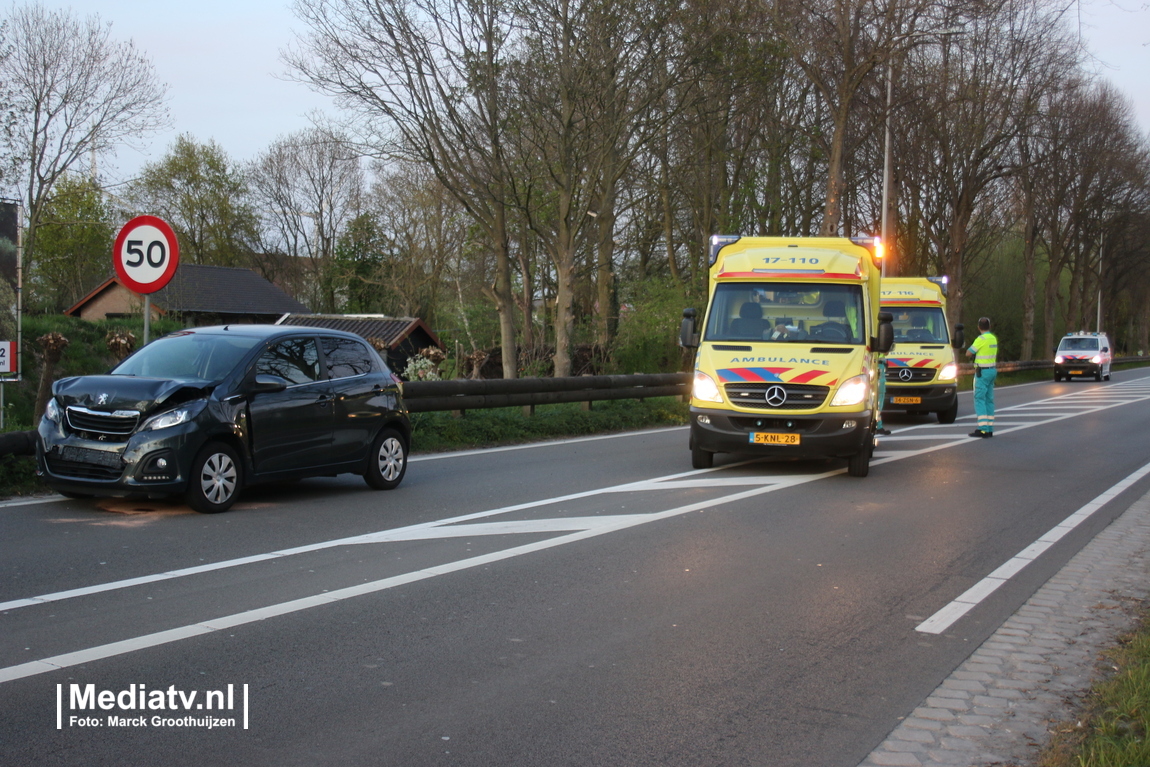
[916,457,1150,634]
[3,377,1150,680]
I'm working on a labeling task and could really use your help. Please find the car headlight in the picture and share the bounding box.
[140,401,206,432]
[938,363,958,382]
[830,373,869,407]
[1091,354,1102,364]
[692,371,723,403]
[44,398,61,423]
[1055,355,1065,364]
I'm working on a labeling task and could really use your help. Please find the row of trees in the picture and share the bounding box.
[2,0,1149,378]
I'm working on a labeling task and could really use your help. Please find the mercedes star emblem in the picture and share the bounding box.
[898,368,914,382]
[765,385,788,407]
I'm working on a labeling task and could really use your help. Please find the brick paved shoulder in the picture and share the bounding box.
[859,488,1150,767]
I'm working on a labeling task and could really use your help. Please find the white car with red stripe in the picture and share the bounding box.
[1054,332,1112,382]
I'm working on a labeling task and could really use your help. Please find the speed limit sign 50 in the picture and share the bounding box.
[113,215,180,294]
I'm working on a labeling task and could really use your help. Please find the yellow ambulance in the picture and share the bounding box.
[880,277,964,424]
[679,235,893,477]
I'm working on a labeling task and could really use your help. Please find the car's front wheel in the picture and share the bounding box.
[364,427,407,490]
[186,441,242,514]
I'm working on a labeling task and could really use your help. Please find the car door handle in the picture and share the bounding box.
[315,395,334,407]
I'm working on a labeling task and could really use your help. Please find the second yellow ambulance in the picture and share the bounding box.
[880,277,964,423]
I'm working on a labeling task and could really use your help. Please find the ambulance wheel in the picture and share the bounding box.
[937,401,958,424]
[691,444,714,469]
[1095,370,1102,382]
[1053,372,1061,382]
[847,436,873,478]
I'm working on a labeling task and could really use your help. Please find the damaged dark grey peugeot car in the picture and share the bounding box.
[36,325,411,513]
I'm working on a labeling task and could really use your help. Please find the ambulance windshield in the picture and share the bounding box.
[889,307,950,345]
[704,283,865,344]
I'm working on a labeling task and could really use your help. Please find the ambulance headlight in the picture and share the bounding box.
[938,363,958,382]
[830,374,868,407]
[693,371,723,403]
[1091,354,1102,364]
[1055,355,1065,364]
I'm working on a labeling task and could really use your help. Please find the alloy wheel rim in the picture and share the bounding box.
[200,452,237,504]
[378,438,404,481]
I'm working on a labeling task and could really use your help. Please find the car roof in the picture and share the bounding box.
[168,325,367,342]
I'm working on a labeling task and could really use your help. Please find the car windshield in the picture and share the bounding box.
[889,307,949,345]
[703,282,866,344]
[1058,337,1099,352]
[112,332,262,381]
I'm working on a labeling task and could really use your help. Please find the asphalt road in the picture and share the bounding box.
[3,370,1150,766]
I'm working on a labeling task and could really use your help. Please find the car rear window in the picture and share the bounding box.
[322,337,376,379]
[254,337,322,385]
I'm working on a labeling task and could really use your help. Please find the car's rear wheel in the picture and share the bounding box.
[186,442,241,514]
[364,427,407,490]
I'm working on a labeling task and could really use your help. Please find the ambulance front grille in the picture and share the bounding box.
[886,367,935,383]
[724,383,828,410]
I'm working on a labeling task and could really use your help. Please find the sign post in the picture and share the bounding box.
[113,215,180,345]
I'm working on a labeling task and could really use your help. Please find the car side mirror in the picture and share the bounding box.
[875,312,894,354]
[250,374,288,394]
[680,308,700,349]
[952,324,965,349]
[1102,347,1110,353]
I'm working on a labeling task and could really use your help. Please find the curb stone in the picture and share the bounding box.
[858,487,1150,767]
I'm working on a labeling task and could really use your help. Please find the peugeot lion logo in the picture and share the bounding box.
[898,368,914,382]
[765,385,788,407]
[96,393,109,406]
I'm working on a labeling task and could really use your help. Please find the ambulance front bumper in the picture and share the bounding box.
[689,406,873,459]
[883,384,957,412]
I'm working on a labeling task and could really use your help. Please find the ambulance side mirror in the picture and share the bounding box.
[680,308,700,349]
[952,324,965,349]
[1102,347,1110,353]
[875,312,894,354]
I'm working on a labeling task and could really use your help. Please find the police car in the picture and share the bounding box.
[1054,332,1112,382]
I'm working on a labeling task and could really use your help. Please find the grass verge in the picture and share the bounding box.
[1038,605,1150,766]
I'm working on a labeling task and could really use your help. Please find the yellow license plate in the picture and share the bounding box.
[750,432,800,446]
[1069,370,1083,375]
[892,396,921,405]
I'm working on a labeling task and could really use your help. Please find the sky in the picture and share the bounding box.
[74,0,1150,185]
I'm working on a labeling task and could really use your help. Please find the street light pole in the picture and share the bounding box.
[878,26,964,280]
[880,65,893,279]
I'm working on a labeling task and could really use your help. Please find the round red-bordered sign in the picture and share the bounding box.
[113,215,180,294]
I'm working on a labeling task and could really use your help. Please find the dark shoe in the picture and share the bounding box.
[876,427,892,436]
[984,431,993,437]
[969,430,986,438]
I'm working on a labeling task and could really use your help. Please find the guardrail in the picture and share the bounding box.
[402,373,690,414]
[956,355,1147,375]
[401,356,1150,415]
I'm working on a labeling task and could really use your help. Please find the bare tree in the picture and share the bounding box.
[2,3,168,262]
[250,127,363,312]
[893,0,1079,324]
[287,0,521,377]
[771,0,935,236]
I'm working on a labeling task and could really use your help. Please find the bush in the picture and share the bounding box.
[608,278,701,374]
